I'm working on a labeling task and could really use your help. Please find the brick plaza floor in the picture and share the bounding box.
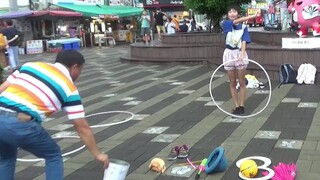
[14,45,320,180]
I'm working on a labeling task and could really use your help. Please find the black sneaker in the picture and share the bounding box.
[232,107,240,115]
[238,106,245,114]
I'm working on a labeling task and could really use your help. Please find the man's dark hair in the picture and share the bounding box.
[5,19,13,26]
[55,50,85,68]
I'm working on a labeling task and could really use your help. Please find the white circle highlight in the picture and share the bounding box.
[209,58,272,118]
[17,136,86,162]
[87,111,135,128]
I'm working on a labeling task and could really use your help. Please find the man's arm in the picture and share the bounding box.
[73,118,109,167]
[7,35,18,44]
[0,80,10,93]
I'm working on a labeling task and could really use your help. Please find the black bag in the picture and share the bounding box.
[279,64,297,87]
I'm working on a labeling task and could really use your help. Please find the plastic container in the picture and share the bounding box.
[72,42,80,50]
[103,159,130,180]
[62,43,72,50]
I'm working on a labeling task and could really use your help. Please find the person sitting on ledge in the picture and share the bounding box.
[179,20,189,33]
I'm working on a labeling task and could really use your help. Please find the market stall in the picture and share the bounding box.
[30,10,84,53]
[55,3,143,45]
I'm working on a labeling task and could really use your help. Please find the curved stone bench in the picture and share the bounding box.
[121,31,320,80]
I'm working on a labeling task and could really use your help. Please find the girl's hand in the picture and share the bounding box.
[238,54,244,63]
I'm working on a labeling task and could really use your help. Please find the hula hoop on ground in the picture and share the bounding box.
[87,111,135,128]
[209,58,272,119]
[17,136,86,162]
[17,111,135,163]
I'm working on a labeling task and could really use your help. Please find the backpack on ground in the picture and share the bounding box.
[279,64,297,87]
[296,63,316,84]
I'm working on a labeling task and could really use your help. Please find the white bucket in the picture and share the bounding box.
[103,159,130,180]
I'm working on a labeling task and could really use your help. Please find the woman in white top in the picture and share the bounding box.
[165,18,175,34]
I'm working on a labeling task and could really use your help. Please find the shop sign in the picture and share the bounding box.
[170,0,183,4]
[109,0,133,6]
[145,0,184,6]
[146,0,159,5]
[135,3,143,7]
[82,0,104,4]
[282,38,320,49]
[53,0,104,5]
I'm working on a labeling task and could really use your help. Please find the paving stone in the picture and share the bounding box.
[164,164,194,178]
[178,90,195,94]
[222,116,246,123]
[164,79,178,83]
[269,148,300,165]
[52,131,78,138]
[48,124,74,131]
[204,101,224,106]
[102,93,117,97]
[15,167,44,180]
[16,44,320,180]
[123,101,143,106]
[254,90,270,94]
[281,98,301,103]
[254,130,281,139]
[110,83,126,86]
[296,172,319,180]
[170,82,185,85]
[142,127,169,134]
[107,80,120,84]
[151,134,181,143]
[195,97,212,102]
[42,117,55,122]
[275,139,304,150]
[99,77,112,80]
[310,161,320,173]
[296,159,312,172]
[127,173,159,180]
[213,73,225,78]
[298,102,318,108]
[34,157,70,167]
[132,114,150,120]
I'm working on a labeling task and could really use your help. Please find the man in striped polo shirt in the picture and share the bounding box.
[0,50,109,180]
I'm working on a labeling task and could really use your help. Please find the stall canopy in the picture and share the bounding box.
[0,9,9,15]
[0,10,33,19]
[56,4,143,17]
[32,10,82,17]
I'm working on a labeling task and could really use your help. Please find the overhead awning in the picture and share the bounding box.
[0,10,33,19]
[0,9,9,15]
[56,4,143,17]
[105,5,144,17]
[32,10,82,17]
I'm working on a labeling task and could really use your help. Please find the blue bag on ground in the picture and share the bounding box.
[279,64,297,87]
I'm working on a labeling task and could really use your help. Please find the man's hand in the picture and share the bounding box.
[95,153,109,168]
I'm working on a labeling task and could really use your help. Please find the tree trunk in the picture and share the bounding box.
[212,17,221,33]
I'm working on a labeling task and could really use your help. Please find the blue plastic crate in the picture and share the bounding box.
[62,43,72,50]
[72,42,80,50]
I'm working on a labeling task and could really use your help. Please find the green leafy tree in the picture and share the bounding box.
[185,0,251,32]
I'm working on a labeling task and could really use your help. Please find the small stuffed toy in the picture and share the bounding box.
[149,158,166,173]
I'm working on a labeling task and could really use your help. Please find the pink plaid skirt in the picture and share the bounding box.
[222,48,249,70]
